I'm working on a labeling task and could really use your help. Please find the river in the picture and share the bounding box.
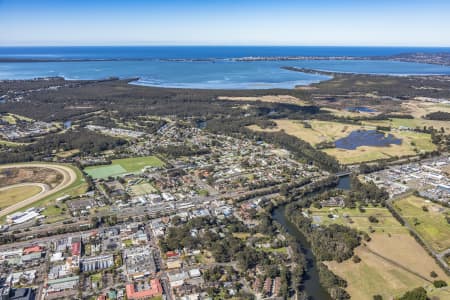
[271,175,350,299]
[272,204,331,300]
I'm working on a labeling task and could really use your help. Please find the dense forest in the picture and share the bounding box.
[0,128,127,164]
[425,111,450,121]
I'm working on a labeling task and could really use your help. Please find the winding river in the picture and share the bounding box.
[272,175,351,299]
[272,205,331,299]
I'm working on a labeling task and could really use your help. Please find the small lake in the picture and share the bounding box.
[345,106,376,113]
[337,175,351,190]
[64,120,72,129]
[335,130,402,150]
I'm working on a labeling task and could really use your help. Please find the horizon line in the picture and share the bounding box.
[1,44,450,48]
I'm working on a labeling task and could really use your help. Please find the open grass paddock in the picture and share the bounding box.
[393,195,450,252]
[85,155,165,179]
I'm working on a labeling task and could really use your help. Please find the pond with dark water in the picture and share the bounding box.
[335,130,401,150]
[345,106,376,113]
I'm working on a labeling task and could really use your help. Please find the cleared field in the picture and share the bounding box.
[248,119,435,164]
[248,119,370,146]
[129,183,158,196]
[217,95,309,105]
[85,156,165,179]
[0,184,44,209]
[56,149,80,158]
[310,206,408,234]
[326,233,450,300]
[0,113,33,125]
[402,100,450,119]
[364,117,450,133]
[322,107,379,118]
[393,195,450,252]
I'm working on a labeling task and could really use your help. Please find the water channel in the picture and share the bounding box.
[271,175,350,299]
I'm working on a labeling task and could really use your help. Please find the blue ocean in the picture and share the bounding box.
[1,46,450,89]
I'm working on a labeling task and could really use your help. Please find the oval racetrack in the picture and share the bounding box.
[0,163,77,218]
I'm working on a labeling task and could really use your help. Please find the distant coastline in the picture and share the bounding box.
[1,52,450,66]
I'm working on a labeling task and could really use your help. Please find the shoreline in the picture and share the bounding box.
[0,52,449,66]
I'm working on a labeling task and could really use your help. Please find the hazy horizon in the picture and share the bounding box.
[1,0,450,47]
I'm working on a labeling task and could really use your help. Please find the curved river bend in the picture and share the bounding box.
[272,175,350,299]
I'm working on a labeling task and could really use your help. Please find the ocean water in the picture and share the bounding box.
[1,46,450,89]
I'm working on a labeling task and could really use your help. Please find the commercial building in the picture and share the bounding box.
[80,255,114,272]
[125,279,163,300]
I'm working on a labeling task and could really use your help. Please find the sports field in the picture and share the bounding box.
[113,156,165,172]
[85,156,165,179]
[393,195,450,252]
[85,164,127,179]
[130,183,158,196]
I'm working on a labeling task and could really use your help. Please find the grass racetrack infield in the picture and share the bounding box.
[0,184,44,209]
[0,162,86,221]
[84,156,165,179]
[393,195,450,252]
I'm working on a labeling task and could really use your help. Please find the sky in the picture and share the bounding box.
[1,0,450,46]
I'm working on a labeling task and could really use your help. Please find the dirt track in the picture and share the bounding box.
[0,163,77,217]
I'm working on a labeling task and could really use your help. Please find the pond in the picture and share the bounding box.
[335,130,402,150]
[63,120,72,129]
[337,175,351,190]
[345,106,376,113]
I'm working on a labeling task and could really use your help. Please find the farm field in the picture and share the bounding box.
[0,185,43,209]
[326,233,450,300]
[402,100,450,119]
[85,156,165,179]
[393,195,450,252]
[313,204,450,299]
[322,107,379,118]
[364,117,450,133]
[309,205,408,234]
